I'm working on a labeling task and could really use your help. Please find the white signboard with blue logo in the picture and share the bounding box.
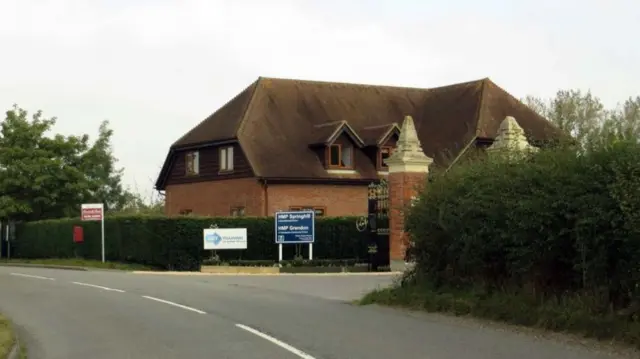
[275,211,315,244]
[203,228,247,250]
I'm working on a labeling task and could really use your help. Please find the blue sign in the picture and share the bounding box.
[204,232,223,246]
[275,211,315,244]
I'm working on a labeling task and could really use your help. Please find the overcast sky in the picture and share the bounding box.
[0,0,638,199]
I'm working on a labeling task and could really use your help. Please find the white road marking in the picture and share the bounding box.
[10,272,55,281]
[71,281,125,293]
[235,323,317,359]
[141,295,207,314]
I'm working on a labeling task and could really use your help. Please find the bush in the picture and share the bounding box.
[406,140,640,311]
[11,215,369,271]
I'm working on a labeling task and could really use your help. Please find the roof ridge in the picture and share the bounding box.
[259,76,488,92]
[170,79,260,148]
[235,77,263,176]
[472,78,492,136]
[314,120,345,128]
[362,122,399,130]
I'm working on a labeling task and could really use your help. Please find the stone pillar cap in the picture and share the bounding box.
[384,115,433,173]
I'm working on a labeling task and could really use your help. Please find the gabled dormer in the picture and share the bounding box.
[309,121,365,172]
[360,123,401,172]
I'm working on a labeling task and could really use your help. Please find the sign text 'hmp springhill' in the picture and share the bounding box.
[275,210,315,261]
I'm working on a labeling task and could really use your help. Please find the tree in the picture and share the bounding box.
[523,91,640,151]
[78,119,131,211]
[114,191,165,215]
[0,105,134,221]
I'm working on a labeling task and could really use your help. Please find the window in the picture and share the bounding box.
[289,206,326,217]
[327,144,353,168]
[179,209,193,215]
[219,146,234,172]
[230,206,245,217]
[378,147,394,169]
[185,151,200,175]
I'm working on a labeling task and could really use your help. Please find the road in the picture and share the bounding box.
[0,267,635,359]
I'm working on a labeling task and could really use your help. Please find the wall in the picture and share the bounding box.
[165,178,265,216]
[165,143,253,186]
[266,184,368,216]
[166,179,372,218]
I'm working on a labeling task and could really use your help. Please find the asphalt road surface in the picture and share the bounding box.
[0,267,636,359]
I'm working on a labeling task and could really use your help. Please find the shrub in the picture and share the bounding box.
[11,215,369,271]
[406,140,640,311]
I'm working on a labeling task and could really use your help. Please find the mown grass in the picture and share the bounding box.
[360,281,640,349]
[0,314,15,359]
[0,258,158,271]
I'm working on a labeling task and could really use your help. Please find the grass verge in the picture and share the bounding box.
[360,281,640,349]
[0,258,158,271]
[0,314,15,359]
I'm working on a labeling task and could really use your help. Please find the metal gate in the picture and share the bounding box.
[356,179,390,270]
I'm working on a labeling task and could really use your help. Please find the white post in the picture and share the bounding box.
[6,224,10,260]
[278,243,283,263]
[101,215,105,263]
[308,243,313,260]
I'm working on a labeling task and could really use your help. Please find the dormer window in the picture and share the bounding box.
[378,147,393,169]
[328,144,353,168]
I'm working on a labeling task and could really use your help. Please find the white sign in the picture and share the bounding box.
[81,203,104,221]
[203,228,247,250]
[80,203,106,263]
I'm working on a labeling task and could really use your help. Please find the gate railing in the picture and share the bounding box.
[355,179,390,270]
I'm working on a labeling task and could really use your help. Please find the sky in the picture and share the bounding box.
[0,0,638,200]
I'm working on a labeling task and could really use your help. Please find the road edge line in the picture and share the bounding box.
[235,323,317,359]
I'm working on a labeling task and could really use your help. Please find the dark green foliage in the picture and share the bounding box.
[406,140,640,311]
[11,215,369,271]
[0,105,136,221]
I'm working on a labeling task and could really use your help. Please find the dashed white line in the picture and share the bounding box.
[141,295,207,314]
[235,323,317,359]
[71,281,125,293]
[10,272,55,281]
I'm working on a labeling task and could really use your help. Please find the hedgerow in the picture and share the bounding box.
[406,139,640,313]
[11,215,369,271]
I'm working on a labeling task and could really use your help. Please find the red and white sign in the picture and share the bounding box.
[81,203,104,221]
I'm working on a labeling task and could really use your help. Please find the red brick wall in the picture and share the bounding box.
[266,184,367,216]
[165,179,369,218]
[388,172,427,261]
[165,178,265,216]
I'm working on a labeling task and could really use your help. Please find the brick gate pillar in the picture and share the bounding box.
[384,115,433,272]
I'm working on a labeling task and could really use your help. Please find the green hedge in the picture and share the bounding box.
[11,216,369,271]
[406,140,640,312]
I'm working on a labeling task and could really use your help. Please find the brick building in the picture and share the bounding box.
[155,77,561,217]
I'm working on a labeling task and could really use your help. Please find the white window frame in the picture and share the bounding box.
[219,146,234,171]
[186,151,200,175]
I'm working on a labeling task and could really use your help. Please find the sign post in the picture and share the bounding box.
[275,211,315,262]
[5,223,9,260]
[81,203,105,262]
